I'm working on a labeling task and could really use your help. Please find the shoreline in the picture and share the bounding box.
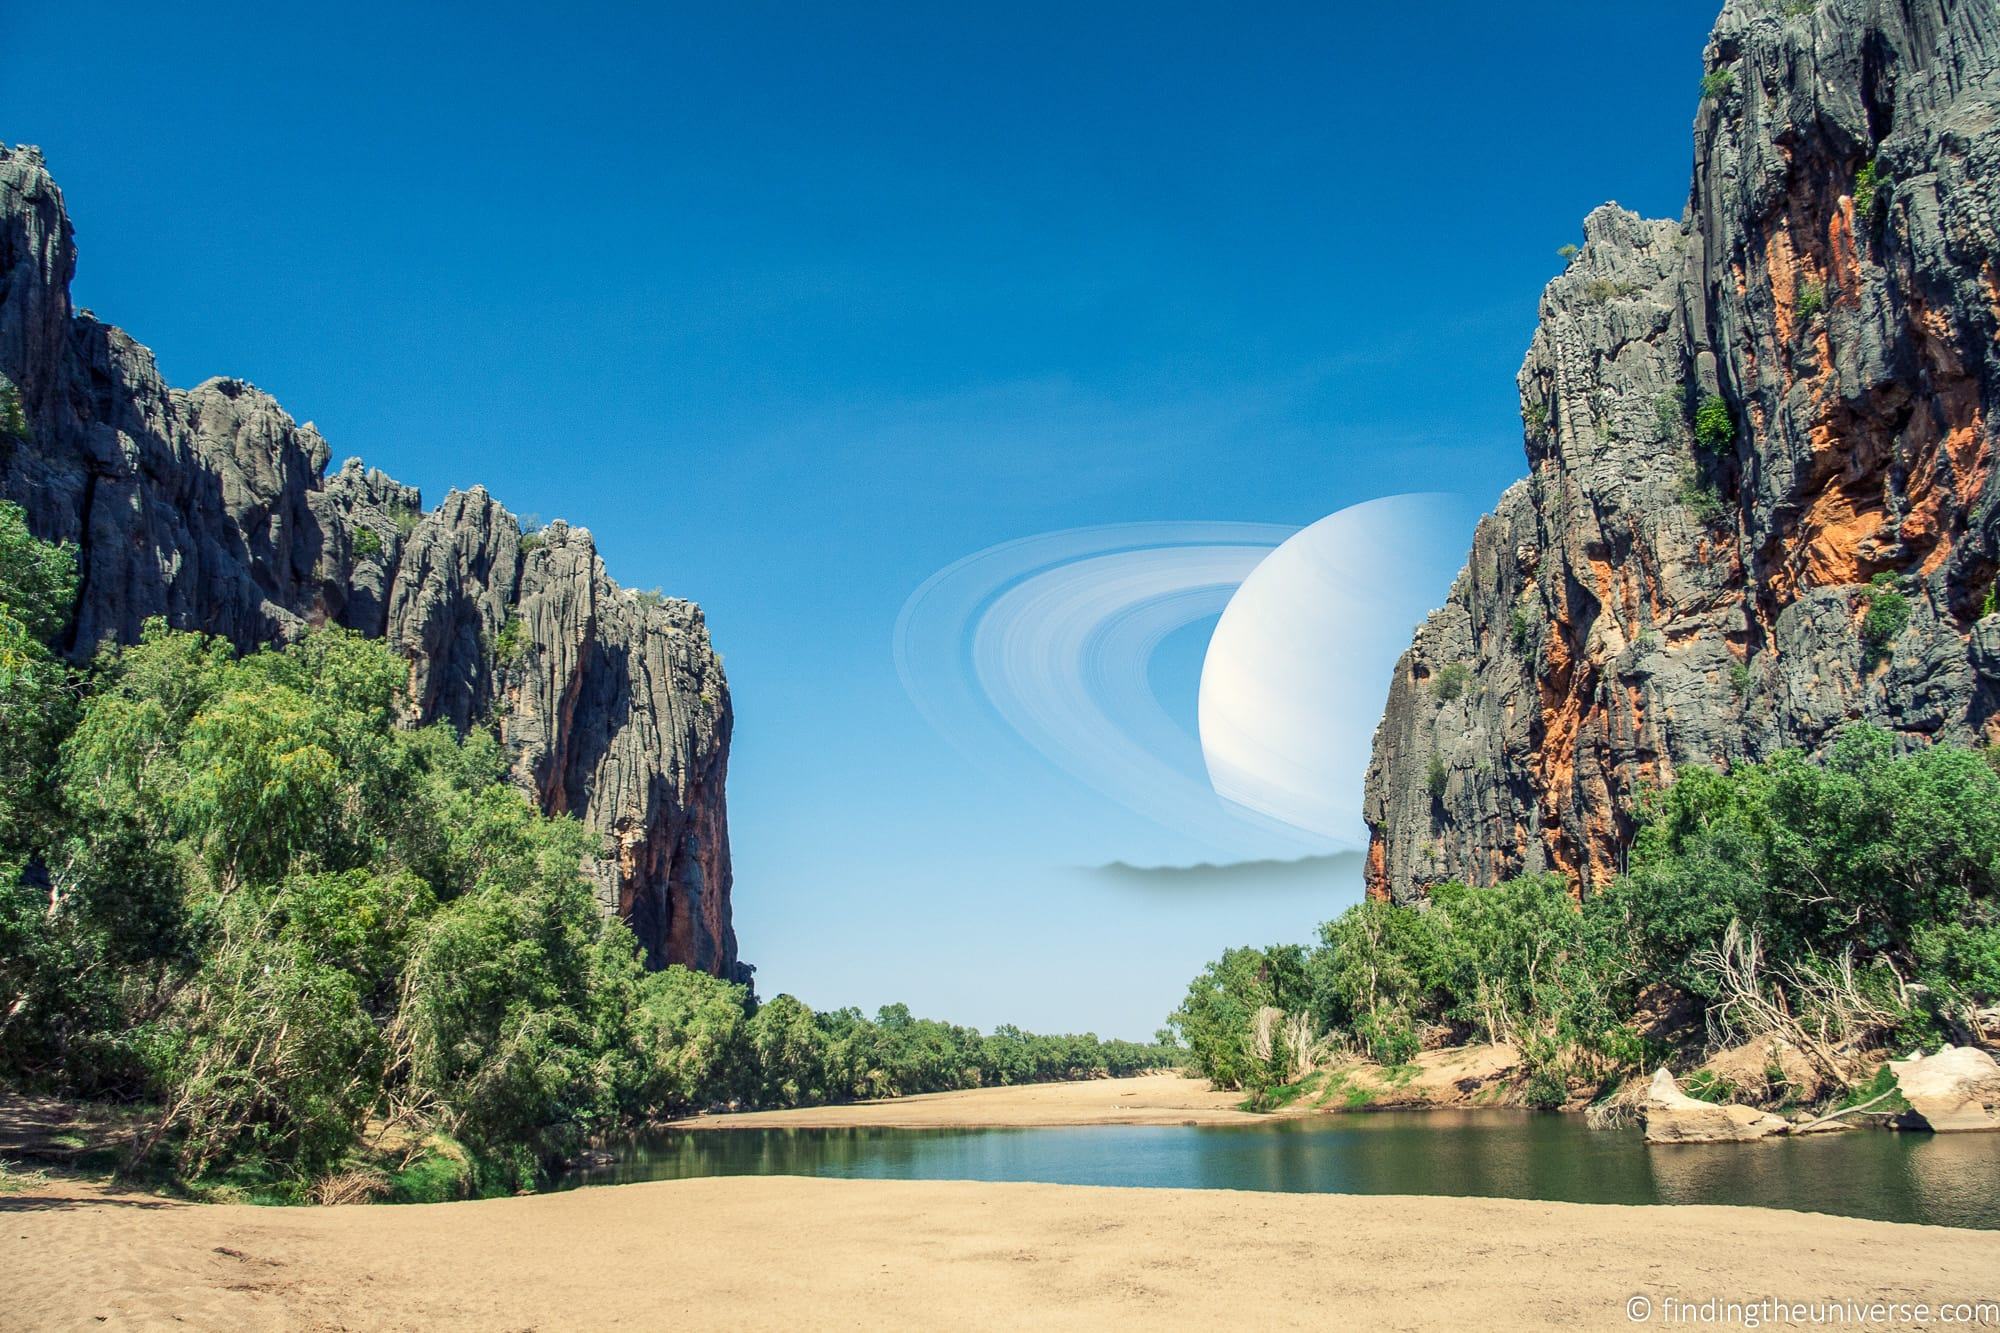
[676,1052,1529,1132]
[675,1070,1265,1130]
[6,1173,1996,1329]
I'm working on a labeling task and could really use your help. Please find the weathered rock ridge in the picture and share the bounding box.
[1366,0,2000,901]
[0,144,741,979]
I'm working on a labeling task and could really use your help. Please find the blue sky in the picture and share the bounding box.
[5,1,1721,1037]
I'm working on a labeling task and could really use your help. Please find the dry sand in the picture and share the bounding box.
[7,1173,1998,1330]
[683,1069,1260,1129]
[8,1076,1997,1328]
[681,1053,1526,1131]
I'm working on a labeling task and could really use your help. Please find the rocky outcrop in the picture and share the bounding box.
[1365,0,2000,900]
[0,144,741,980]
[1889,1046,2000,1131]
[1643,1067,1789,1143]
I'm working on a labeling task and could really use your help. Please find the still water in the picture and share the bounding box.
[559,1110,2000,1230]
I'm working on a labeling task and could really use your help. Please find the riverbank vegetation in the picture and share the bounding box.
[0,504,1172,1202]
[1172,728,2000,1109]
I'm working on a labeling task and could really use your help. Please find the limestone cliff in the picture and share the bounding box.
[0,145,742,978]
[1365,0,2000,901]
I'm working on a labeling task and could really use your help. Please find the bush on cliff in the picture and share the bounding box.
[1859,573,1911,665]
[1693,394,1734,451]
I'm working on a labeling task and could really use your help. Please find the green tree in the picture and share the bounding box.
[746,993,827,1107]
[1170,944,1310,1090]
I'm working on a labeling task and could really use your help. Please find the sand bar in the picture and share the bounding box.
[6,1173,1997,1330]
[681,1070,1260,1129]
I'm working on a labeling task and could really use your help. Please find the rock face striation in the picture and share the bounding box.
[1365,0,2000,901]
[0,144,742,980]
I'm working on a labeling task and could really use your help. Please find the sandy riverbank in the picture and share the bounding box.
[6,1172,1996,1329]
[681,1052,1525,1131]
[683,1070,1261,1129]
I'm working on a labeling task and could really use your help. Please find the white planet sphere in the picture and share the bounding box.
[1197,493,1459,846]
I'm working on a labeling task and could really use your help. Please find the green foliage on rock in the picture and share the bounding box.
[1431,662,1471,702]
[1700,67,1736,100]
[493,615,529,664]
[1859,572,1910,666]
[0,381,27,442]
[1655,393,1687,444]
[1795,279,1826,322]
[1510,604,1536,657]
[1853,159,1886,216]
[1694,394,1735,451]
[1679,467,1724,525]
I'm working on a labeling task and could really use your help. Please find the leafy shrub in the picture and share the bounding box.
[1728,661,1753,697]
[1169,945,1310,1092]
[351,526,383,560]
[1911,918,2000,1039]
[1431,662,1471,702]
[1426,754,1450,802]
[388,1137,475,1203]
[1353,1012,1419,1066]
[1701,68,1736,100]
[1680,468,1724,525]
[1510,604,1536,657]
[1853,159,1886,216]
[1522,1041,1571,1109]
[1795,279,1826,322]
[493,615,529,664]
[1655,393,1687,443]
[1860,572,1909,666]
[1583,278,1642,304]
[1524,401,1549,435]
[1556,244,1579,264]
[1694,394,1734,451]
[0,382,26,440]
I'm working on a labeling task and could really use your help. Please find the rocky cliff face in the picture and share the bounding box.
[0,145,742,978]
[1365,0,2000,902]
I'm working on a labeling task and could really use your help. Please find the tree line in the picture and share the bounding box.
[0,503,1173,1201]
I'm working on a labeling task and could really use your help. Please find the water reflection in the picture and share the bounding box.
[558,1111,2000,1230]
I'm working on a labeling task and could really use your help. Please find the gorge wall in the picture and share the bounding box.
[1365,0,2000,901]
[0,145,742,979]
